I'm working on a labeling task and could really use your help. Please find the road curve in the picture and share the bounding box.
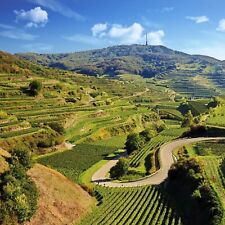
[92,137,225,187]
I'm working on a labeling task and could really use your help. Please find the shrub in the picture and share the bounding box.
[167,158,223,225]
[0,111,8,119]
[90,92,99,98]
[0,148,38,224]
[110,158,129,179]
[37,139,54,148]
[48,122,65,135]
[182,110,194,127]
[29,80,42,96]
[10,148,32,169]
[125,133,145,154]
[139,128,154,141]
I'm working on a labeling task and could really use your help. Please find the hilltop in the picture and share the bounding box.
[17,44,224,77]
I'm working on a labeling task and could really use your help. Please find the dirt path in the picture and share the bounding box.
[92,137,225,187]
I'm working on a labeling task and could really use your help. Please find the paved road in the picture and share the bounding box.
[92,137,225,187]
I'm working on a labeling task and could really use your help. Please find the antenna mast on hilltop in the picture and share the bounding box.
[145,33,148,46]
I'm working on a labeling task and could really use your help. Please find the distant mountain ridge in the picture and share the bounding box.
[17,45,225,77]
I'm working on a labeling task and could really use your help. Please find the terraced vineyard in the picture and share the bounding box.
[80,186,182,225]
[38,142,125,182]
[130,135,174,167]
[206,105,225,127]
[188,99,209,116]
[167,75,218,98]
[201,157,225,224]
[202,157,225,206]
[0,70,163,153]
[157,104,184,121]
[130,128,188,168]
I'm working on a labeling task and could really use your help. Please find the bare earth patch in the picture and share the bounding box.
[26,164,94,225]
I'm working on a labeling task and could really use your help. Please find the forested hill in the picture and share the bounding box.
[0,51,67,78]
[17,44,225,77]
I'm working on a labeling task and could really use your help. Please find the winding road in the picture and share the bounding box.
[92,137,225,187]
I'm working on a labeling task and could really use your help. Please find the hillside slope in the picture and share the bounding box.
[26,164,94,225]
[0,51,68,78]
[18,44,225,77]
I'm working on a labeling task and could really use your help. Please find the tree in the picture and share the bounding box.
[182,110,194,127]
[139,128,154,142]
[125,133,145,154]
[48,122,65,135]
[110,158,129,179]
[167,158,223,225]
[29,80,42,96]
[0,148,37,224]
[10,148,32,169]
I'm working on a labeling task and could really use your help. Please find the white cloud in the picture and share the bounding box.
[185,45,225,60]
[65,22,165,47]
[186,16,209,24]
[92,23,108,37]
[161,7,174,13]
[0,23,15,29]
[217,19,225,32]
[0,29,37,40]
[0,23,37,40]
[28,0,85,21]
[14,7,48,28]
[107,23,144,44]
[147,30,165,45]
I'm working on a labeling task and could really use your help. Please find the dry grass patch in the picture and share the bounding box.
[26,164,94,225]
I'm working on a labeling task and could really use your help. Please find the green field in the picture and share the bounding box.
[38,136,126,183]
[207,105,225,127]
[80,186,182,225]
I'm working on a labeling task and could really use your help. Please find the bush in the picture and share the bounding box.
[37,139,55,148]
[168,158,203,191]
[0,148,38,224]
[48,122,65,135]
[183,126,225,138]
[139,128,154,141]
[29,80,42,96]
[10,148,32,169]
[110,158,129,179]
[125,133,145,154]
[0,111,8,119]
[90,92,100,98]
[167,158,223,225]
[182,110,194,127]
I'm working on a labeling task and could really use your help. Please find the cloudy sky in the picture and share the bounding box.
[1,0,225,59]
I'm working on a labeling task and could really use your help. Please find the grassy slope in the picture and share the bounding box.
[26,164,94,225]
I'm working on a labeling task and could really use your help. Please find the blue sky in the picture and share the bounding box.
[1,0,225,59]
